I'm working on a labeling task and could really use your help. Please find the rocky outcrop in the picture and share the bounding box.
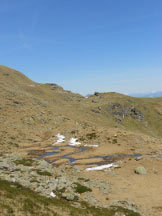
[0,153,109,206]
[107,104,144,121]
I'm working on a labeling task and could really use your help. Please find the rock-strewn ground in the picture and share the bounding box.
[0,153,110,204]
[0,153,146,216]
[1,151,162,216]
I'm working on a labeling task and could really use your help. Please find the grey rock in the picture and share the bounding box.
[36,160,51,168]
[9,153,23,161]
[62,191,78,201]
[152,168,158,174]
[107,104,144,121]
[57,176,68,190]
[135,156,142,161]
[0,153,115,209]
[71,202,81,208]
[74,168,81,173]
[91,109,100,114]
[84,194,97,206]
[134,166,147,175]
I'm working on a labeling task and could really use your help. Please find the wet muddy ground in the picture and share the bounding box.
[28,144,142,167]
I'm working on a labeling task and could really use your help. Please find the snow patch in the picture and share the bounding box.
[84,144,99,148]
[85,163,118,171]
[69,138,81,146]
[50,191,56,198]
[53,133,65,145]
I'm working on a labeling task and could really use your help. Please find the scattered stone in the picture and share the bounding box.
[84,194,97,206]
[74,168,81,173]
[62,191,79,201]
[0,153,145,214]
[135,156,143,161]
[152,168,158,174]
[91,109,100,114]
[134,166,147,175]
[71,202,81,208]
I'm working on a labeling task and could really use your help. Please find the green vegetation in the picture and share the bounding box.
[79,136,85,141]
[56,187,66,195]
[0,202,14,215]
[112,138,118,144]
[78,177,90,182]
[23,198,39,214]
[34,170,52,176]
[71,130,78,134]
[111,206,141,216]
[14,158,34,166]
[74,183,92,194]
[86,132,97,140]
[94,92,100,96]
[30,179,40,183]
[0,179,142,216]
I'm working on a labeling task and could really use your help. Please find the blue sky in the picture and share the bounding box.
[0,0,162,95]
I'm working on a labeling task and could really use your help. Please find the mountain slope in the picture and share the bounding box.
[0,66,162,154]
[1,66,162,216]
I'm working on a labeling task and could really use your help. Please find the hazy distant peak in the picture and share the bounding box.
[129,91,162,98]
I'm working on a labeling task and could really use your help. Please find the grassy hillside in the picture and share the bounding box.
[0,179,141,216]
[84,92,162,137]
[1,66,162,216]
[0,65,162,153]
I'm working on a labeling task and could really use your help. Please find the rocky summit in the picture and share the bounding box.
[0,66,162,216]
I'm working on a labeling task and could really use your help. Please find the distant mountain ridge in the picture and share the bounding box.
[129,91,162,98]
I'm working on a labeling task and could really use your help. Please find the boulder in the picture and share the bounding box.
[134,166,147,175]
[61,191,78,201]
[83,194,97,206]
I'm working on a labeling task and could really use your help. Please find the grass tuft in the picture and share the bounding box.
[14,158,34,166]
[74,183,92,194]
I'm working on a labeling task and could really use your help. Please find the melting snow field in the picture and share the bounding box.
[53,133,65,145]
[43,133,120,171]
[69,138,81,146]
[85,163,118,171]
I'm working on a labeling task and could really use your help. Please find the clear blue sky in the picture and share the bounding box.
[0,0,162,95]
